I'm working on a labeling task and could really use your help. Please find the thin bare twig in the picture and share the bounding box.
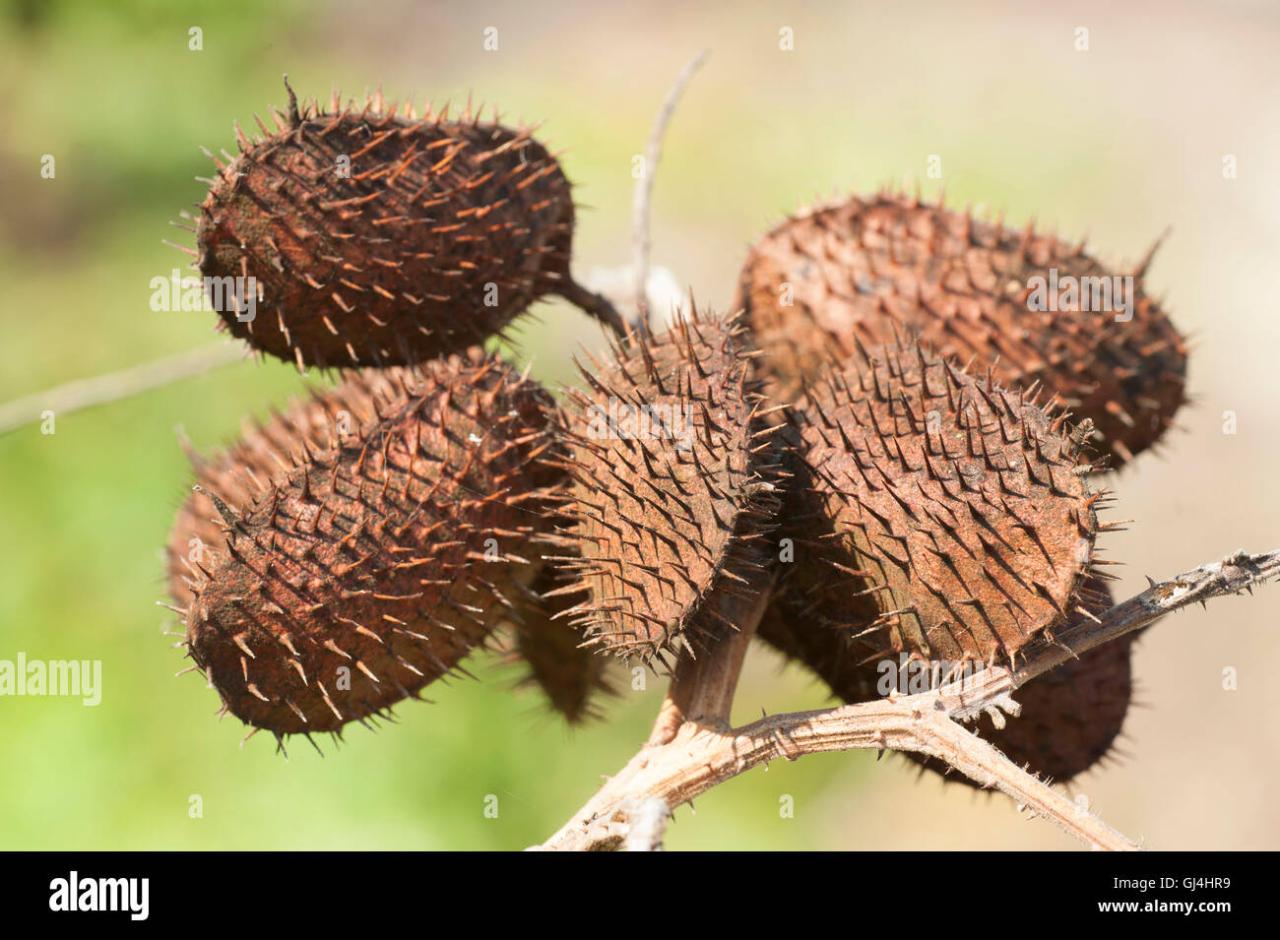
[0,342,246,437]
[538,548,1280,851]
[946,548,1280,721]
[631,50,708,332]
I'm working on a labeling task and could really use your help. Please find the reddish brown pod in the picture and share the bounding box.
[759,579,1135,784]
[503,567,614,725]
[910,584,1136,786]
[167,375,394,608]
[553,308,784,666]
[176,350,564,737]
[194,81,622,370]
[779,341,1106,669]
[738,191,1188,467]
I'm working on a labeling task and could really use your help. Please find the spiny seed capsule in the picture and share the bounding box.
[175,350,563,737]
[503,567,613,725]
[552,308,784,667]
[759,579,1134,784]
[193,80,623,370]
[909,585,1137,786]
[167,376,393,608]
[779,341,1107,668]
[737,191,1188,467]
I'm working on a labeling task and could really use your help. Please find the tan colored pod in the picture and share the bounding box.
[738,192,1188,467]
[503,567,614,725]
[778,341,1105,667]
[552,308,784,666]
[759,579,1134,784]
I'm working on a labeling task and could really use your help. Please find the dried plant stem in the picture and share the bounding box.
[631,50,708,331]
[556,276,629,338]
[649,573,776,746]
[538,548,1280,852]
[0,342,245,437]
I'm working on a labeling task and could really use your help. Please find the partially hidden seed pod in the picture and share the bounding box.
[908,583,1136,786]
[502,566,614,725]
[194,81,623,370]
[780,341,1105,668]
[738,191,1188,467]
[759,579,1135,784]
[176,350,563,736]
[552,308,784,667]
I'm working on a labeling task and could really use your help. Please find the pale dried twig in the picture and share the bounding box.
[0,341,246,437]
[631,50,708,332]
[537,548,1280,851]
[622,797,671,851]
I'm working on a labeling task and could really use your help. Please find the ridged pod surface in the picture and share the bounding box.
[503,566,613,724]
[554,309,784,666]
[738,192,1188,466]
[910,584,1136,786]
[780,342,1103,668]
[177,351,563,736]
[167,377,391,609]
[195,85,620,369]
[759,580,1134,784]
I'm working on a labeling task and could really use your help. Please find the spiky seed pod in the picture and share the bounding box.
[909,583,1136,786]
[737,192,1188,467]
[781,341,1102,668]
[553,308,784,666]
[178,350,564,736]
[756,590,883,705]
[167,377,393,609]
[503,566,614,724]
[194,82,622,370]
[759,579,1135,784]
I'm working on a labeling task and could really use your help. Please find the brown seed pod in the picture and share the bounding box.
[756,588,883,705]
[502,566,614,725]
[780,341,1104,668]
[552,308,784,666]
[759,579,1135,784]
[194,81,622,370]
[176,350,563,737]
[909,582,1136,786]
[167,377,392,609]
[737,191,1188,467]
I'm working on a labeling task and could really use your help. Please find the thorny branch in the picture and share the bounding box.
[535,548,1280,852]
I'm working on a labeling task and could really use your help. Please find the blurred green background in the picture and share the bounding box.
[1,0,1278,850]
